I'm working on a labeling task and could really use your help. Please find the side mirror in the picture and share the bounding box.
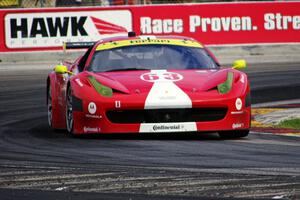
[54,65,68,74]
[232,59,247,70]
[54,65,73,75]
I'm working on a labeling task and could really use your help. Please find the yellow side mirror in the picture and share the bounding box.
[232,59,247,70]
[54,65,73,75]
[54,65,68,74]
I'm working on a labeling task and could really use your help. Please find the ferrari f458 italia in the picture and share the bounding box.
[47,33,251,138]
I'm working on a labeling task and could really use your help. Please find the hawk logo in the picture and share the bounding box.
[5,10,132,48]
[9,16,127,38]
[90,16,128,35]
[9,16,88,38]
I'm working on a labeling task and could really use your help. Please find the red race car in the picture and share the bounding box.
[47,33,251,138]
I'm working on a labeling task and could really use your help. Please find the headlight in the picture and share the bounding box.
[88,76,113,97]
[217,72,233,94]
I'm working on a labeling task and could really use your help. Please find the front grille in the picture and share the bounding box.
[106,108,227,124]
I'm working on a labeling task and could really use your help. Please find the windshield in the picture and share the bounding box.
[88,45,219,72]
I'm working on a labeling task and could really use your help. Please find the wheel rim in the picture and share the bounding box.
[66,88,73,133]
[47,87,52,127]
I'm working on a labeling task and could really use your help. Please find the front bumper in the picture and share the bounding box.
[72,96,251,134]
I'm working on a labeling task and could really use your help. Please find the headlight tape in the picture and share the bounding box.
[217,72,234,94]
[88,76,113,97]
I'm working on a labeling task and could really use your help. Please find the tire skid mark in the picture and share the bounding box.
[0,164,298,199]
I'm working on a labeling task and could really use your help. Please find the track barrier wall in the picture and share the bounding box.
[0,2,299,63]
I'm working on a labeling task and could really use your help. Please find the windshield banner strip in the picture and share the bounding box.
[96,39,203,51]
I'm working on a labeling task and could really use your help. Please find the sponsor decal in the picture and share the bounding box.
[96,38,202,51]
[189,16,256,33]
[141,17,184,34]
[231,111,244,115]
[83,126,100,133]
[139,122,197,133]
[153,124,180,131]
[232,123,244,129]
[264,13,300,31]
[140,71,183,82]
[88,102,97,114]
[240,74,245,83]
[140,13,300,35]
[5,10,132,48]
[115,100,121,108]
[141,16,256,34]
[75,78,83,87]
[235,98,243,111]
[85,114,102,119]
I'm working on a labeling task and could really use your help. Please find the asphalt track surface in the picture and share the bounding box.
[0,62,299,200]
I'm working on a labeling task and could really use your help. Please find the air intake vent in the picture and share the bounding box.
[106,108,227,124]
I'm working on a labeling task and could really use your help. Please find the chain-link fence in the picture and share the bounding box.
[0,0,275,8]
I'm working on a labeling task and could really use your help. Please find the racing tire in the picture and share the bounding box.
[218,130,249,139]
[66,86,74,135]
[47,86,53,128]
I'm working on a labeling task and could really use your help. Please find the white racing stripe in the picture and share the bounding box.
[139,70,196,133]
[144,70,192,109]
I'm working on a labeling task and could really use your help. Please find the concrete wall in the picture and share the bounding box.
[1,44,300,65]
[209,44,300,65]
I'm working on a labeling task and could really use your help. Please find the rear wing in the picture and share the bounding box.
[63,42,95,51]
[61,42,96,62]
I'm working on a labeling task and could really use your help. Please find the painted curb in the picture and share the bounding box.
[251,104,300,137]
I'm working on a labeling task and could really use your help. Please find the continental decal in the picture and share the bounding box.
[96,39,203,51]
[139,122,197,133]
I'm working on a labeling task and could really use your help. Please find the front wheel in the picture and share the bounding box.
[66,86,74,134]
[218,130,249,139]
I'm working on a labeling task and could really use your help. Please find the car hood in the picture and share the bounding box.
[82,69,235,94]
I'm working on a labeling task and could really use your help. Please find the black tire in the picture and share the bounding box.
[66,86,74,135]
[47,86,53,128]
[218,130,249,139]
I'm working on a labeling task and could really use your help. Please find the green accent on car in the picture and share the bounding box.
[217,72,234,94]
[88,76,113,97]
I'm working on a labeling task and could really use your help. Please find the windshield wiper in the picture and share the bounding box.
[104,68,150,72]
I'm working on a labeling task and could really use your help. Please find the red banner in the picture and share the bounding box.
[0,2,300,52]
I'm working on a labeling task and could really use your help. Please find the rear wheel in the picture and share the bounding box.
[66,86,74,134]
[218,130,249,139]
[47,86,53,128]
